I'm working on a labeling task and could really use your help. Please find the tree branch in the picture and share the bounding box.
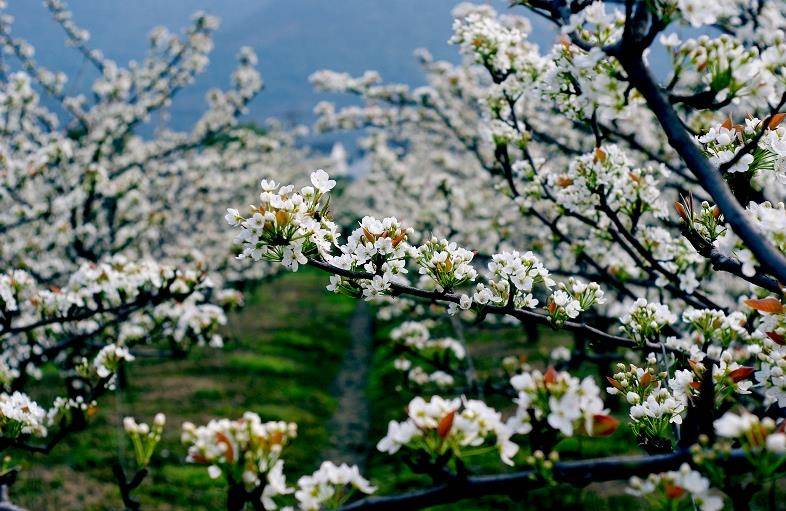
[339,448,750,511]
[611,50,786,285]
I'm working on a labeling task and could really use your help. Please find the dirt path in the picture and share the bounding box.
[320,302,374,469]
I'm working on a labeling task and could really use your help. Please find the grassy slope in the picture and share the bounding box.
[12,269,356,510]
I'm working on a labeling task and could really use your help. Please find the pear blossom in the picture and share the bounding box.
[628,464,723,511]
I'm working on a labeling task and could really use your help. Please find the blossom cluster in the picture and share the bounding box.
[681,308,749,347]
[181,412,375,511]
[416,237,477,292]
[564,1,624,46]
[472,250,556,310]
[449,3,545,84]
[258,459,376,511]
[541,40,642,123]
[509,367,618,439]
[90,344,135,382]
[548,145,667,220]
[377,395,518,466]
[327,216,414,299]
[714,411,786,454]
[292,461,376,511]
[607,359,685,446]
[672,35,766,110]
[620,298,677,345]
[627,463,723,511]
[697,116,786,177]
[0,391,47,439]
[229,170,608,326]
[547,277,606,325]
[742,299,786,407]
[182,412,297,489]
[228,170,340,271]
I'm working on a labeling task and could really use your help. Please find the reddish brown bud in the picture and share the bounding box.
[190,453,208,464]
[768,112,786,129]
[606,376,624,392]
[215,431,235,463]
[665,483,686,499]
[767,331,786,345]
[727,366,755,383]
[544,366,558,385]
[437,410,456,438]
[674,202,688,221]
[590,414,619,437]
[744,297,784,314]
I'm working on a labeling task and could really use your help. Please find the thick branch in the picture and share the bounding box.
[339,448,750,511]
[613,51,786,285]
[681,227,782,293]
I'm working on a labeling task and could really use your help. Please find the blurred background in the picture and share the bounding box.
[7,1,555,138]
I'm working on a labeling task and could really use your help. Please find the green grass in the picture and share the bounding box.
[11,269,356,511]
